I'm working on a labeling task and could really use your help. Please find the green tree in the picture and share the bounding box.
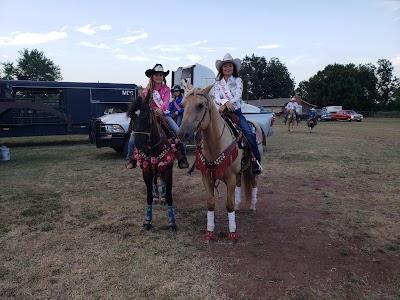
[0,48,62,81]
[376,59,398,110]
[0,62,16,80]
[240,54,294,100]
[299,63,377,110]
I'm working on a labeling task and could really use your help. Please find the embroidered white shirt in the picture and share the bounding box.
[213,76,243,110]
[286,101,299,111]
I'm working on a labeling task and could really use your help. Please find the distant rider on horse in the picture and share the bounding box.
[284,98,300,124]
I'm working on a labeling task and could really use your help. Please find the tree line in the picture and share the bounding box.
[1,49,399,111]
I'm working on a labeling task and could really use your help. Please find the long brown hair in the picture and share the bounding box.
[217,63,239,80]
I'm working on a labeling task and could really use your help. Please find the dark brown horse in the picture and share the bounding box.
[127,93,179,232]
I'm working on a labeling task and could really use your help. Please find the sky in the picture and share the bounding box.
[0,0,399,89]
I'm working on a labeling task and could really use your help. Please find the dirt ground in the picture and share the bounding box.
[174,159,399,299]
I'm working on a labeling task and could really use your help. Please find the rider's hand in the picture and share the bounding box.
[154,108,163,117]
[225,102,234,112]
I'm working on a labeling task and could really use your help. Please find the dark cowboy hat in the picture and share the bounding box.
[145,63,170,78]
[171,84,184,94]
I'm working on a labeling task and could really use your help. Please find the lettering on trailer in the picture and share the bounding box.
[121,90,135,96]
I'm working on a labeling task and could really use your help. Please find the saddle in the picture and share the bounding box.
[221,112,243,145]
[159,116,176,139]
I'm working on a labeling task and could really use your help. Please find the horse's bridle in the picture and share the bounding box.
[192,93,211,134]
[132,106,163,150]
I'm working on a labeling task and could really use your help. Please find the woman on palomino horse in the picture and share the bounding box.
[143,64,189,169]
[213,53,263,175]
[169,85,185,127]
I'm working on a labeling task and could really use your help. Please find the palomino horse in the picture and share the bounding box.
[178,85,258,244]
[287,109,296,132]
[127,93,180,232]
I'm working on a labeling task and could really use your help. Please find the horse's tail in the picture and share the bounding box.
[242,168,254,206]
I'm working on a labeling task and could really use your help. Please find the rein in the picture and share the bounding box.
[193,93,210,135]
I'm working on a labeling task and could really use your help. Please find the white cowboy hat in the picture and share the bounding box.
[145,63,170,78]
[290,97,296,101]
[215,53,241,72]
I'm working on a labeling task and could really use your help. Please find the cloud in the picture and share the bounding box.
[78,41,109,49]
[0,31,68,46]
[75,24,112,35]
[187,54,201,63]
[380,1,400,11]
[151,45,186,52]
[257,44,281,49]
[392,55,400,66]
[117,33,148,44]
[151,40,209,53]
[115,54,151,62]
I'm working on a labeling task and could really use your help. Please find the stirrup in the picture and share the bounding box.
[251,160,263,175]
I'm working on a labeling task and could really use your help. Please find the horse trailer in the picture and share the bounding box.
[0,80,137,137]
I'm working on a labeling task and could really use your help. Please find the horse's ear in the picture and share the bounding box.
[127,96,142,117]
[202,84,214,96]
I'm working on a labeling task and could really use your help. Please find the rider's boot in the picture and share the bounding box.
[251,157,263,175]
[176,145,189,169]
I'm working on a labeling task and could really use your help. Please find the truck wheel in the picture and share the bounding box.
[122,137,129,156]
[112,146,124,153]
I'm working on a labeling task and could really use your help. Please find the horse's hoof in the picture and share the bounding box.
[250,204,256,211]
[142,220,152,231]
[227,232,238,245]
[234,204,240,211]
[168,223,177,233]
[204,231,215,243]
[142,223,152,231]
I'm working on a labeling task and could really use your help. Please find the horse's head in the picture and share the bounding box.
[178,84,214,142]
[128,93,159,151]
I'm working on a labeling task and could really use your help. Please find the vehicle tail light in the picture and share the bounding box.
[270,119,275,127]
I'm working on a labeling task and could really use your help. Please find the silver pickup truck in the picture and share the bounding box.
[89,101,275,154]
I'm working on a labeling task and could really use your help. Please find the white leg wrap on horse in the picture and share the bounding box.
[235,186,241,205]
[207,211,215,232]
[251,187,258,205]
[228,211,236,232]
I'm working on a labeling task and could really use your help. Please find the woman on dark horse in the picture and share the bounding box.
[127,64,188,232]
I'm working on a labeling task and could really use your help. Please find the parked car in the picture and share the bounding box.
[320,111,333,121]
[331,110,363,122]
[299,112,309,121]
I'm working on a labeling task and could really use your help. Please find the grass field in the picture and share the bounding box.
[0,118,399,299]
